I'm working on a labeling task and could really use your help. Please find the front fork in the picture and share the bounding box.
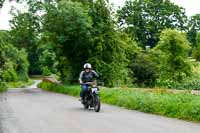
[92,91,99,105]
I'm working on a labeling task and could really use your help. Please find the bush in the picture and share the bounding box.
[155,29,191,83]
[156,78,200,90]
[1,61,18,82]
[192,32,200,61]
[155,59,200,90]
[130,53,158,87]
[38,82,80,96]
[0,81,7,92]
[192,47,200,61]
[37,41,58,76]
[0,31,29,82]
[42,66,51,76]
[16,49,29,81]
[6,80,33,88]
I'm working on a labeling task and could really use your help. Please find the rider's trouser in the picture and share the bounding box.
[80,84,87,99]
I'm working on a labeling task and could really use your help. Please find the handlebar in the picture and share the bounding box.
[80,81,104,86]
[80,82,95,85]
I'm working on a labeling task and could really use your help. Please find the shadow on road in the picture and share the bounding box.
[71,106,104,114]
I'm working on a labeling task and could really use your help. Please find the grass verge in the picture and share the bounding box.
[0,82,7,93]
[6,80,34,89]
[0,80,34,92]
[38,82,200,122]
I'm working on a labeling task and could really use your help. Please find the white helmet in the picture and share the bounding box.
[84,63,92,69]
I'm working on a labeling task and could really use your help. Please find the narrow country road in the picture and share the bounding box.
[0,80,200,133]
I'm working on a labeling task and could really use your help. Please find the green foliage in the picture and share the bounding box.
[41,66,51,76]
[17,49,29,81]
[166,78,200,90]
[187,14,200,47]
[1,44,29,82]
[153,59,200,90]
[0,31,29,82]
[10,6,41,74]
[38,82,80,97]
[117,0,187,48]
[7,0,199,89]
[6,80,33,88]
[43,0,92,82]
[129,53,158,87]
[155,29,191,84]
[0,79,7,92]
[39,82,200,122]
[0,0,5,8]
[87,1,140,87]
[39,0,138,86]
[192,33,200,61]
[2,61,18,82]
[37,33,58,76]
[88,31,135,87]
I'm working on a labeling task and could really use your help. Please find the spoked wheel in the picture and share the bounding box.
[94,95,101,112]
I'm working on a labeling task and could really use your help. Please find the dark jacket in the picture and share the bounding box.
[79,70,99,83]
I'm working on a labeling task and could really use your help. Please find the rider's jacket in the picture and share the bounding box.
[79,70,99,83]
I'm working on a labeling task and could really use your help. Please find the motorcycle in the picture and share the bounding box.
[81,81,101,112]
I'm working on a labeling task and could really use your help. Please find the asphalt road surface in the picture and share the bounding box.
[0,80,200,133]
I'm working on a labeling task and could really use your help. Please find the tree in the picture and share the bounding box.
[0,30,29,82]
[0,0,21,9]
[0,0,5,8]
[192,32,200,61]
[41,0,140,86]
[10,4,42,74]
[129,53,158,87]
[37,32,58,76]
[155,29,191,83]
[43,0,92,82]
[85,0,141,87]
[187,14,200,47]
[117,0,188,48]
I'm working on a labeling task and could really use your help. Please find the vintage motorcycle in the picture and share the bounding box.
[81,81,101,112]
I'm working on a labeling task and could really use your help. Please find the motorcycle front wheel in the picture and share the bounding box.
[94,95,101,112]
[83,97,89,109]
[84,103,89,109]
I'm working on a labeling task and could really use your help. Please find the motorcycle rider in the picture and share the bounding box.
[79,63,99,102]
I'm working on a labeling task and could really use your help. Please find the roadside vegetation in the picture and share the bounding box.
[0,80,33,92]
[1,0,199,89]
[6,80,34,88]
[38,82,200,122]
[1,0,200,89]
[0,30,30,92]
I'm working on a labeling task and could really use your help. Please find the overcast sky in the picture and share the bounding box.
[0,0,200,30]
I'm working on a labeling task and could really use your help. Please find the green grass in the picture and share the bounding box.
[38,82,200,122]
[0,80,34,93]
[6,80,34,89]
[38,82,80,97]
[0,83,7,93]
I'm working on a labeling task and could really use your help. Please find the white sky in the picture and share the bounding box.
[0,0,200,30]
[0,0,28,30]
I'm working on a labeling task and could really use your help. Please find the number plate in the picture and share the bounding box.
[92,88,98,93]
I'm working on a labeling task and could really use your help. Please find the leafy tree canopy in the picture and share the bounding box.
[117,0,187,48]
